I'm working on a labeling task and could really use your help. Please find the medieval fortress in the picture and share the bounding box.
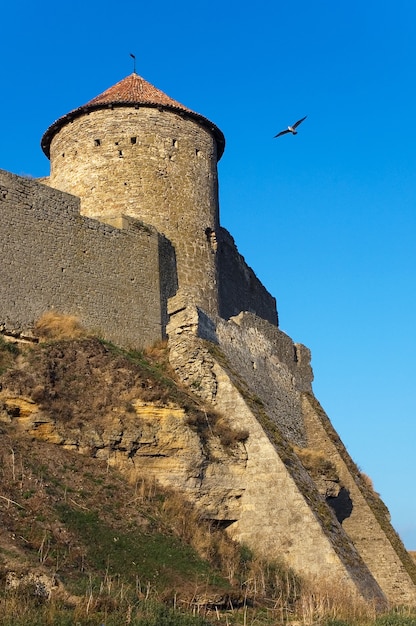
[1,73,415,605]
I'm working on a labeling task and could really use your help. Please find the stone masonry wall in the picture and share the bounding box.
[217,228,278,325]
[0,169,176,347]
[214,312,416,604]
[45,106,220,318]
[166,306,386,604]
[216,312,313,445]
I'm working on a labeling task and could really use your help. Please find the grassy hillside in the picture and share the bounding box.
[0,324,415,625]
[0,329,299,624]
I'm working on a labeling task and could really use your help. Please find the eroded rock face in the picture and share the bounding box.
[0,337,247,523]
[5,569,59,601]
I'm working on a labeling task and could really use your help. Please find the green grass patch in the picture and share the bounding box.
[0,336,19,373]
[0,596,214,625]
[373,613,416,626]
[57,504,221,591]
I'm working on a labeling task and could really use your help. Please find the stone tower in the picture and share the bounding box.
[41,73,225,318]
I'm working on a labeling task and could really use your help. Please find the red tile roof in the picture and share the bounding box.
[41,73,225,159]
[86,72,192,111]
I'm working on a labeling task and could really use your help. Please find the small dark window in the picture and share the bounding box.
[195,149,200,157]
[205,227,217,251]
[172,139,178,148]
[131,136,137,144]
[94,139,101,146]
[119,150,123,157]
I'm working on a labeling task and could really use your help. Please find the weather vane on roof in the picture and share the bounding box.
[130,53,136,74]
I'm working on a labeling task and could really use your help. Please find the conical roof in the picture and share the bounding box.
[41,73,225,159]
[85,72,192,110]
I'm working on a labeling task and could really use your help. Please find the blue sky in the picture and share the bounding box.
[1,1,416,549]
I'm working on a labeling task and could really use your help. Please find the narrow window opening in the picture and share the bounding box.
[205,227,218,251]
[195,148,200,157]
[130,136,137,144]
[94,139,101,146]
[119,150,123,157]
[172,139,178,148]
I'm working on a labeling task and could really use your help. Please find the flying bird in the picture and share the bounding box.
[274,116,307,138]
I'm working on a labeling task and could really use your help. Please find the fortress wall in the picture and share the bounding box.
[215,313,313,445]
[218,227,278,325]
[210,361,384,602]
[214,312,416,603]
[0,169,172,347]
[301,393,416,605]
[46,106,220,317]
[166,308,386,603]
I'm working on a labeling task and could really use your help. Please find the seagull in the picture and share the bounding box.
[274,116,307,138]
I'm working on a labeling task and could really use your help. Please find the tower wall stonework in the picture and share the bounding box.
[46,106,220,318]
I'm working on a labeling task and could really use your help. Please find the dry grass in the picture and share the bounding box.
[159,490,242,570]
[211,417,249,447]
[294,446,339,481]
[159,490,303,617]
[296,577,379,625]
[33,311,86,341]
[185,409,249,451]
[361,472,375,492]
[143,339,171,366]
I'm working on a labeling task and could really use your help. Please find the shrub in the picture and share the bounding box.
[294,446,339,481]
